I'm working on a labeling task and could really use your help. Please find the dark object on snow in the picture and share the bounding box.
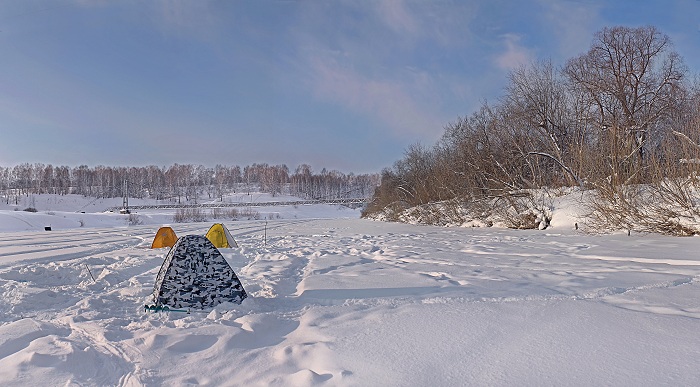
[44,226,51,231]
[152,235,247,309]
[144,304,189,313]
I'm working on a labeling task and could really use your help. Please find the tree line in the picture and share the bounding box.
[364,26,700,234]
[0,162,379,204]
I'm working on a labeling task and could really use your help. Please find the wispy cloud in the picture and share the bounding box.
[288,1,476,141]
[142,0,225,41]
[370,0,478,48]
[71,0,224,41]
[538,0,602,60]
[376,0,420,35]
[494,33,534,71]
[308,55,444,139]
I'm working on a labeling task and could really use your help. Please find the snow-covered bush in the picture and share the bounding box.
[585,181,700,236]
[128,213,142,225]
[367,191,554,231]
[173,208,207,223]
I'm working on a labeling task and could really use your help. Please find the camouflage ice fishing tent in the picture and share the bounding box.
[205,223,239,248]
[151,226,178,249]
[152,235,247,309]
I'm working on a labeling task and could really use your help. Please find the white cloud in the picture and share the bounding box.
[376,0,420,35]
[288,1,482,142]
[538,0,603,59]
[308,55,444,140]
[72,0,224,41]
[495,33,534,71]
[143,0,224,41]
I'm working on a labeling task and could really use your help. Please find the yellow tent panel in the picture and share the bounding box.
[151,226,178,249]
[205,223,238,248]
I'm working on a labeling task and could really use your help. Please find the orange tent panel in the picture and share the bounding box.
[151,226,178,249]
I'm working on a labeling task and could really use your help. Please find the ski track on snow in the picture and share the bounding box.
[1,220,700,385]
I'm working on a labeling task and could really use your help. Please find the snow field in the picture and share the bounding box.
[0,197,700,385]
[1,219,700,385]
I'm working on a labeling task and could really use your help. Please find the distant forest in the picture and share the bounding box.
[364,26,700,235]
[0,162,380,203]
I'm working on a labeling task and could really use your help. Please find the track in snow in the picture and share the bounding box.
[1,220,700,385]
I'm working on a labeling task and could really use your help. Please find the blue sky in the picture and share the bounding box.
[1,0,699,174]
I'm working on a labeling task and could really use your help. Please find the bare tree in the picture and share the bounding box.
[504,60,583,187]
[564,25,685,185]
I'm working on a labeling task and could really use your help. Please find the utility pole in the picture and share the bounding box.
[120,179,130,214]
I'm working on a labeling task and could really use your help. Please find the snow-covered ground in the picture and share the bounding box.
[1,194,700,385]
[0,192,361,232]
